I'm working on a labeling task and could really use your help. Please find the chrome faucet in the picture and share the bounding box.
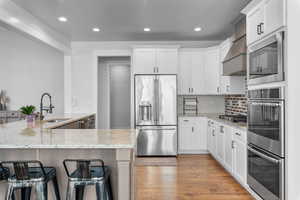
[40,93,54,120]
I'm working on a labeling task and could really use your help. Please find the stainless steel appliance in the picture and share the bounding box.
[248,87,285,157]
[248,144,284,200]
[248,31,285,85]
[135,75,177,156]
[223,17,247,76]
[247,87,285,200]
[219,114,247,123]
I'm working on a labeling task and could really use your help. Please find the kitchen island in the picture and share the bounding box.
[0,114,136,200]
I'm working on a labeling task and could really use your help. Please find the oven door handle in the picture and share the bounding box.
[248,101,282,107]
[248,146,280,164]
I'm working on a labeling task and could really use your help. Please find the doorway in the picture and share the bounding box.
[109,64,131,129]
[97,57,131,129]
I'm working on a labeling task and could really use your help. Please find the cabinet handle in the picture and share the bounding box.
[257,24,261,35]
[183,119,189,122]
[217,87,220,93]
[220,126,224,133]
[212,129,215,136]
[188,88,191,93]
[260,22,264,34]
[231,141,235,149]
[191,88,194,93]
[235,132,241,136]
[192,127,194,132]
[226,85,230,92]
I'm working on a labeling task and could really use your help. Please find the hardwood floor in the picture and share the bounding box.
[135,155,254,200]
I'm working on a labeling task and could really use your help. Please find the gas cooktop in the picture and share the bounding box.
[218,114,247,123]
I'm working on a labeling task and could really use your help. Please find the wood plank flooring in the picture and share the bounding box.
[135,155,254,200]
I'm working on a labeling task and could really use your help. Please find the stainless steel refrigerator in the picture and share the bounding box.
[135,75,177,156]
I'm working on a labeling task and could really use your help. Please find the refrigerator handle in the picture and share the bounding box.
[154,77,159,124]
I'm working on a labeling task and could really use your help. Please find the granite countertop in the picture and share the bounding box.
[0,113,136,149]
[178,113,247,131]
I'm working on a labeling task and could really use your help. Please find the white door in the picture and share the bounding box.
[247,6,264,45]
[264,0,285,35]
[191,117,207,151]
[178,51,192,94]
[156,49,178,74]
[216,124,225,163]
[233,139,247,185]
[191,51,205,94]
[204,48,220,94]
[133,49,156,74]
[224,126,233,173]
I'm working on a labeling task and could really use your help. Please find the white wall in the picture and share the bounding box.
[286,1,300,200]
[0,24,64,113]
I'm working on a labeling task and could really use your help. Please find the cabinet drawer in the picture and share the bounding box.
[233,129,246,143]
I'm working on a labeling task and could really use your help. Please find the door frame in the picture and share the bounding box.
[93,49,133,129]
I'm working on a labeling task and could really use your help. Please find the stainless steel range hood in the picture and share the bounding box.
[223,17,247,76]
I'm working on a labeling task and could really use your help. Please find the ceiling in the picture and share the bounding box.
[11,0,251,41]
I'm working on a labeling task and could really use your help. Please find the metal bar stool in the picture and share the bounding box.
[0,166,16,200]
[63,159,113,200]
[0,160,61,200]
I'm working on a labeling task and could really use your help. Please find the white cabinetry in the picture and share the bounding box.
[207,120,217,157]
[207,119,247,186]
[232,129,247,184]
[216,124,225,163]
[133,48,178,74]
[178,117,207,154]
[204,47,221,94]
[219,39,245,95]
[244,0,286,45]
[224,126,233,173]
[178,49,204,95]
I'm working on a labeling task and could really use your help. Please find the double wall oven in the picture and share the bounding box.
[247,87,285,200]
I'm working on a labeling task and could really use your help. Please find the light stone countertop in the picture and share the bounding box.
[178,113,247,131]
[0,113,136,149]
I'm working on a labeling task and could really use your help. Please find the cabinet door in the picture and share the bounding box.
[224,126,233,173]
[179,119,193,152]
[204,48,220,94]
[264,0,285,35]
[133,49,156,74]
[207,121,213,153]
[216,125,225,163]
[233,139,247,185]
[193,117,207,150]
[247,6,264,45]
[191,51,205,94]
[178,51,192,94]
[156,49,178,74]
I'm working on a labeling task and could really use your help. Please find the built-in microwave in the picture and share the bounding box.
[248,31,285,85]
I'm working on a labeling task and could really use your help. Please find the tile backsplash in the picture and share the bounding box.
[224,95,247,116]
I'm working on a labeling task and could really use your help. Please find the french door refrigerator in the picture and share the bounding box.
[135,75,177,156]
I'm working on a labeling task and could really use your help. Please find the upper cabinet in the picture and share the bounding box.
[133,47,178,74]
[243,0,286,45]
[204,47,221,94]
[178,49,205,95]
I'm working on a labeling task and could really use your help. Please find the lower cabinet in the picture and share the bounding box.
[209,121,247,186]
[216,124,225,163]
[178,117,207,154]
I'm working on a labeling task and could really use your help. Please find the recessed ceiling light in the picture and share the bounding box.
[58,16,68,22]
[144,28,151,32]
[9,17,20,23]
[194,27,202,32]
[93,27,100,32]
